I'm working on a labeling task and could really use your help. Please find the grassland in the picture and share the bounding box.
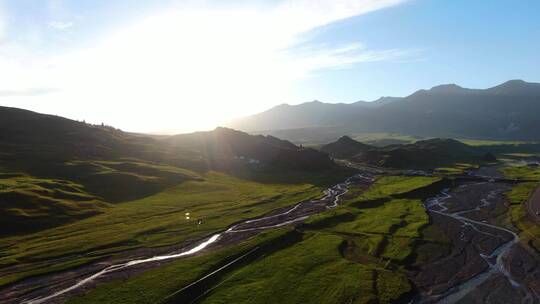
[303,175,440,265]
[67,175,442,304]
[434,163,478,175]
[63,159,200,202]
[200,233,394,304]
[502,165,540,251]
[0,170,337,287]
[199,175,442,302]
[502,153,539,158]
[501,165,540,180]
[352,175,441,201]
[457,139,537,146]
[505,183,540,251]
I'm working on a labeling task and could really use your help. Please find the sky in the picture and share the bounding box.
[0,0,539,133]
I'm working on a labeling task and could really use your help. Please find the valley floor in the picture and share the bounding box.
[414,181,540,303]
[1,163,539,304]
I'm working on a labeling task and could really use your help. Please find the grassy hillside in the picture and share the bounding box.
[0,174,108,236]
[167,127,334,171]
[0,159,200,236]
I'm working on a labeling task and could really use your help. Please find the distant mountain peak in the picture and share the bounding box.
[285,100,325,108]
[337,135,355,143]
[320,135,373,159]
[504,79,526,84]
[487,79,540,95]
[494,79,527,89]
[488,79,524,90]
[415,138,465,146]
[429,84,464,92]
[372,96,402,104]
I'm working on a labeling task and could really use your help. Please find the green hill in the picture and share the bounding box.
[320,135,374,159]
[320,136,492,169]
[0,107,336,237]
[354,138,484,168]
[168,127,334,171]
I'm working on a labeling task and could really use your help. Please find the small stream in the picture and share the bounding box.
[423,185,536,304]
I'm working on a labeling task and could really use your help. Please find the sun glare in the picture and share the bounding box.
[0,0,409,133]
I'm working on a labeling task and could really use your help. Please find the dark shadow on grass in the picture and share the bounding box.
[351,198,390,210]
[300,212,357,230]
[394,178,453,200]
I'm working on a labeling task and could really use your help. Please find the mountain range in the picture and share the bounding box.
[227,80,540,143]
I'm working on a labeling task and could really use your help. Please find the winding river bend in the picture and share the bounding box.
[422,184,537,304]
[21,174,372,304]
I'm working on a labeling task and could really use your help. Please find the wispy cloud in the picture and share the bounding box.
[284,43,417,78]
[0,87,59,97]
[47,0,74,30]
[0,0,413,132]
[274,0,408,32]
[0,0,7,40]
[49,21,73,30]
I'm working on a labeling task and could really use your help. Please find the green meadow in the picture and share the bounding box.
[502,165,540,251]
[501,165,540,180]
[0,169,336,287]
[67,175,443,304]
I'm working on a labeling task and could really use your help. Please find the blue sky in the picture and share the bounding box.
[0,0,539,133]
[294,0,540,102]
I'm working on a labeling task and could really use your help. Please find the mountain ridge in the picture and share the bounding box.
[227,80,540,141]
